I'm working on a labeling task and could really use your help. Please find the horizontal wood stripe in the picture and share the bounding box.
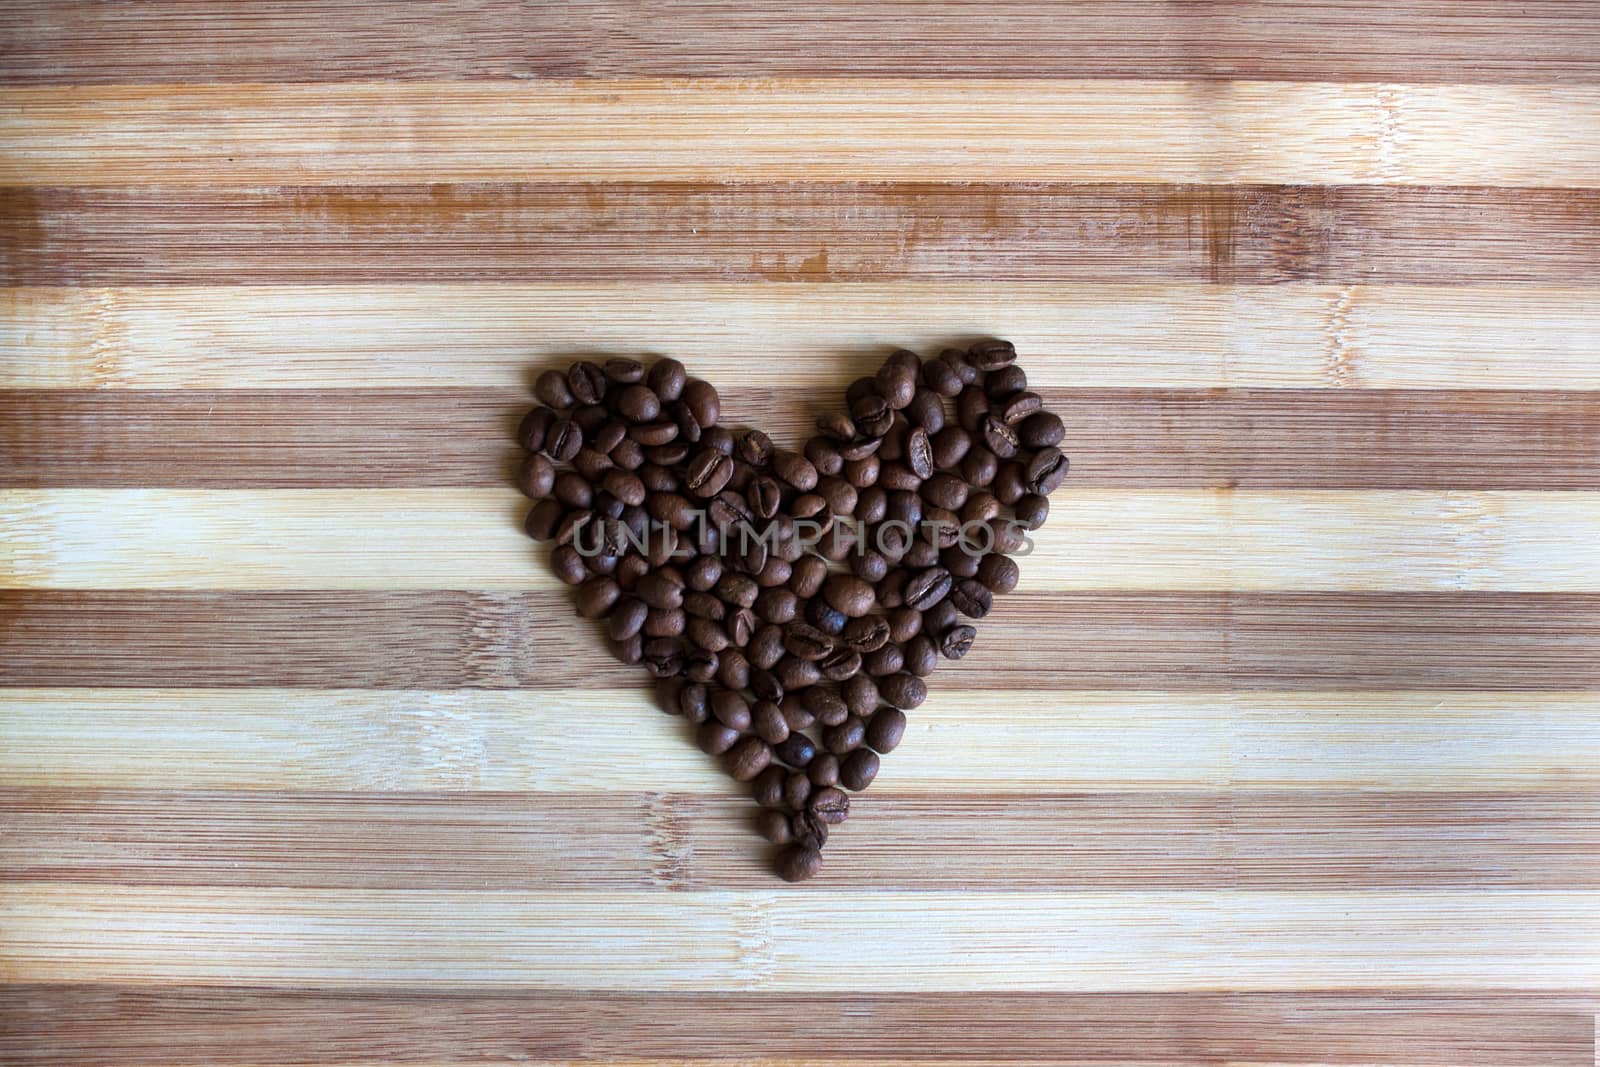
[4,82,1598,187]
[3,688,1596,794]
[4,788,1598,891]
[3,592,1599,691]
[8,284,1600,390]
[5,387,1600,490]
[7,1,1600,85]
[8,185,1600,287]
[5,883,1599,990]
[6,488,1599,592]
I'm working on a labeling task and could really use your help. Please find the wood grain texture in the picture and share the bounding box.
[9,184,1600,287]
[8,1,1600,85]
[5,591,1600,690]
[9,283,1600,390]
[6,388,1600,489]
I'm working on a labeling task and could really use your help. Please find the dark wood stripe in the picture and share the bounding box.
[7,184,1597,287]
[5,1,1599,85]
[1,985,1592,1066]
[4,788,1597,891]
[6,388,1600,490]
[4,591,1597,690]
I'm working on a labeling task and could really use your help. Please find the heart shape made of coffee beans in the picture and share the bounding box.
[516,341,1068,881]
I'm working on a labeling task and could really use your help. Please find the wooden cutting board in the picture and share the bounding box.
[4,4,1600,1064]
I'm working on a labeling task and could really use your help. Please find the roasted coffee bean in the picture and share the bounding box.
[682,379,720,427]
[862,643,905,676]
[603,357,644,384]
[550,544,588,585]
[518,406,555,452]
[573,447,613,484]
[805,436,845,476]
[842,452,881,489]
[727,606,756,647]
[850,392,894,437]
[904,566,953,611]
[820,647,862,681]
[616,383,660,423]
[774,732,817,768]
[642,637,684,677]
[647,357,687,402]
[752,765,787,808]
[904,389,947,433]
[838,435,883,462]
[824,715,866,755]
[876,365,917,411]
[992,461,1026,505]
[816,411,857,442]
[656,676,687,716]
[638,464,675,496]
[1018,410,1065,448]
[669,401,702,444]
[840,748,880,791]
[751,700,790,745]
[822,574,876,618]
[809,596,850,633]
[784,623,835,661]
[683,648,718,683]
[735,428,773,467]
[920,472,969,511]
[923,357,964,397]
[703,425,735,455]
[818,477,858,518]
[807,753,841,788]
[594,420,629,454]
[756,808,793,845]
[877,463,920,492]
[517,453,557,499]
[744,475,781,519]
[629,419,678,447]
[802,686,849,726]
[609,633,644,665]
[646,441,690,467]
[535,370,575,409]
[866,707,907,753]
[977,552,1021,593]
[567,361,607,405]
[575,404,610,437]
[1025,446,1070,495]
[677,682,711,723]
[786,827,829,868]
[842,673,880,717]
[879,671,928,709]
[697,719,740,756]
[886,606,922,643]
[599,469,646,507]
[772,449,819,492]
[951,577,994,619]
[1014,493,1050,530]
[757,555,792,589]
[842,615,892,654]
[967,338,1017,371]
[978,413,1020,458]
[902,538,936,570]
[932,425,972,469]
[551,508,591,548]
[775,655,822,690]
[956,385,990,432]
[905,425,936,479]
[607,597,648,641]
[684,448,734,498]
[544,414,584,462]
[683,591,725,621]
[942,544,981,579]
[724,736,772,781]
[749,625,787,669]
[940,623,977,659]
[999,390,1044,424]
[643,606,687,638]
[809,786,851,824]
[783,770,813,812]
[714,573,759,609]
[720,646,752,688]
[962,490,1002,525]
[751,668,785,704]
[985,364,1028,400]
[574,576,621,619]
[636,570,685,611]
[689,615,733,651]
[922,595,960,636]
[855,485,889,524]
[710,690,752,731]
[755,587,800,624]
[903,634,938,676]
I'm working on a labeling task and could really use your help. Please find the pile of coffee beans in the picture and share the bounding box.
[517,341,1067,881]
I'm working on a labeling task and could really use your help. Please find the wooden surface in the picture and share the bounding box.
[3,4,1600,1064]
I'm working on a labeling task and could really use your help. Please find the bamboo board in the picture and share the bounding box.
[3,4,1600,1064]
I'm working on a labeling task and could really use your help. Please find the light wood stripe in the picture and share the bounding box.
[4,591,1597,691]
[6,388,1600,491]
[7,1,1600,85]
[7,284,1600,390]
[2,689,1595,793]
[7,186,1599,288]
[2,987,1591,1067]
[3,81,1597,187]
[5,488,1598,592]
[5,883,1598,990]
[4,788,1597,891]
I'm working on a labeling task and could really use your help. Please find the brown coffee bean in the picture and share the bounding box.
[824,715,866,755]
[683,591,725,622]
[647,357,687,402]
[535,370,575,409]
[609,633,643,665]
[923,357,964,398]
[549,544,587,586]
[985,364,1028,399]
[774,732,816,768]
[755,587,799,624]
[904,389,947,433]
[842,615,891,654]
[816,411,857,442]
[999,390,1044,424]
[876,366,917,410]
[805,436,845,476]
[607,597,648,641]
[940,623,977,659]
[838,435,883,462]
[683,648,718,683]
[967,338,1017,371]
[779,843,826,882]
[993,461,1026,505]
[1014,493,1049,530]
[756,808,793,845]
[636,570,685,611]
[951,578,994,619]
[783,770,813,812]
[641,637,684,677]
[784,623,835,661]
[822,574,875,618]
[697,719,740,756]
[630,420,680,447]
[840,674,878,718]
[687,617,730,653]
[551,509,591,548]
[931,425,972,470]
[518,406,555,453]
[600,469,646,507]
[920,471,969,511]
[573,447,613,484]
[852,486,886,525]
[840,748,880,791]
[922,596,959,636]
[594,420,629,454]
[603,357,644,384]
[682,379,720,427]
[820,647,862,681]
[884,607,921,643]
[749,625,787,670]
[866,707,907,753]
[879,671,928,709]
[514,456,557,505]
[643,607,687,638]
[956,385,989,432]
[574,576,621,619]
[978,414,1020,459]
[903,634,938,676]
[724,736,772,781]
[977,552,1021,593]
[751,700,790,745]
[1025,446,1070,495]
[710,690,751,732]
[807,753,841,788]
[720,648,752,689]
[752,765,787,808]
[1018,410,1065,448]
[775,655,822,690]
[684,448,734,498]
[772,449,819,492]
[675,682,709,723]
[962,490,1002,526]
[732,428,771,467]
[669,401,702,444]
[803,686,850,727]
[567,361,607,405]
[904,566,953,611]
[684,555,721,591]
[942,544,981,580]
[809,786,851,824]
[544,414,584,462]
[616,384,660,423]
[841,452,880,489]
[862,643,905,676]
[851,392,894,437]
[904,425,936,480]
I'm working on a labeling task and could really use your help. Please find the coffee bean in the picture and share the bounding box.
[904,566,953,611]
[719,647,751,689]
[616,384,660,423]
[999,390,1044,425]
[647,357,687,402]
[629,420,679,447]
[879,671,928,709]
[841,452,881,489]
[594,420,629,454]
[967,338,1017,371]
[962,490,1001,526]
[715,572,758,609]
[711,690,752,731]
[677,682,710,723]
[535,370,575,409]
[669,401,702,444]
[903,425,936,480]
[977,552,1020,593]
[956,385,989,432]
[840,749,880,791]
[820,647,862,681]
[603,357,645,384]
[783,770,813,812]
[842,615,891,654]
[807,753,841,788]
[920,472,969,511]
[838,435,883,463]
[842,673,881,717]
[942,544,981,579]
[823,715,866,755]
[681,379,720,428]
[516,453,557,500]
[809,786,851,824]
[697,719,740,756]
[683,648,718,683]
[978,413,1020,458]
[784,623,835,661]
[805,436,845,476]
[923,357,964,397]
[1025,446,1070,495]
[574,576,621,619]
[684,447,734,498]
[774,732,817,768]
[607,597,648,641]
[903,634,938,676]
[609,633,643,665]
[866,707,907,753]
[862,642,905,676]
[567,361,607,405]
[886,606,922,643]
[850,392,894,437]
[775,655,822,691]
[950,578,994,619]
[1017,410,1064,448]
[752,766,786,808]
[772,449,819,492]
[985,364,1028,399]
[992,461,1026,505]
[599,469,646,508]
[549,544,587,585]
[756,808,793,845]
[932,425,972,469]
[642,637,684,677]
[551,509,591,548]
[754,587,799,625]
[687,617,730,653]
[787,817,829,860]
[544,414,584,462]
[642,607,686,638]
[1014,493,1050,530]
[724,736,772,781]
[922,595,959,636]
[855,486,889,525]
[904,389,947,434]
[822,574,876,619]
[876,366,917,411]
[518,407,555,452]
[939,623,977,659]
[749,625,786,670]
[799,687,848,729]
